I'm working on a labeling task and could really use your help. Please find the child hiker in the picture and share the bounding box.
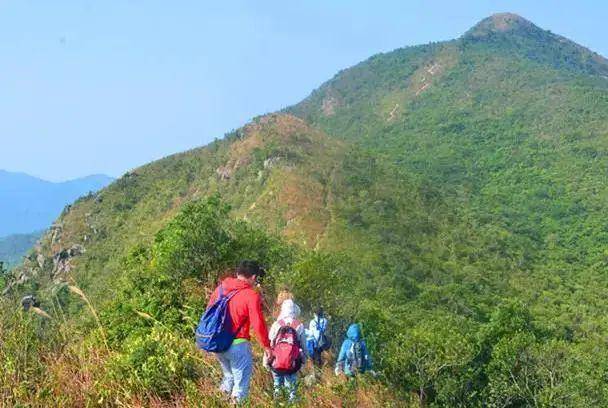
[335,323,372,377]
[266,298,307,402]
[273,289,294,318]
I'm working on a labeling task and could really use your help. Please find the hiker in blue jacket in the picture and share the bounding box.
[335,323,372,377]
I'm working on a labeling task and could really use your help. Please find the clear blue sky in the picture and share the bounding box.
[1,0,606,181]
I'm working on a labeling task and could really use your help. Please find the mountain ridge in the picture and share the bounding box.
[15,10,608,340]
[0,169,114,186]
[3,13,608,406]
[461,12,608,76]
[0,170,114,237]
[464,12,548,38]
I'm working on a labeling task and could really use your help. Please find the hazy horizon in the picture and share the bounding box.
[0,169,113,184]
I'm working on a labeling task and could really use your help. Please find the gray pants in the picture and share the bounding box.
[216,341,253,402]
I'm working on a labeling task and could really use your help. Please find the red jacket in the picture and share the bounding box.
[207,277,270,348]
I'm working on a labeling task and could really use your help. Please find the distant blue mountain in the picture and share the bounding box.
[0,170,113,237]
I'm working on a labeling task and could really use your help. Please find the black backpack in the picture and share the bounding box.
[315,318,332,351]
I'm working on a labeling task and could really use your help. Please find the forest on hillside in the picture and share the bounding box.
[5,196,604,407]
[2,13,608,407]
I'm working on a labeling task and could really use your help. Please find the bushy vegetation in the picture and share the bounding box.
[5,193,608,406]
[0,197,404,406]
[3,13,608,407]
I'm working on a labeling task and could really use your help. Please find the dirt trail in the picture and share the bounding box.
[387,103,400,121]
[416,62,442,96]
[416,83,430,96]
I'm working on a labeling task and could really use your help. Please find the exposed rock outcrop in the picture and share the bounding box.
[321,95,340,116]
[216,166,233,180]
[263,156,281,169]
[52,244,85,278]
[50,223,63,246]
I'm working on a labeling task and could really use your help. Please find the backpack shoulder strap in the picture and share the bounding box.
[223,288,245,332]
[227,288,242,299]
[217,284,243,301]
[318,317,326,332]
[346,341,354,356]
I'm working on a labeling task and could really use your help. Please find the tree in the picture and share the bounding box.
[384,314,477,406]
[0,261,6,290]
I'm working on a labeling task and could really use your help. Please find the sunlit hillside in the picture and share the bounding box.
[3,13,608,407]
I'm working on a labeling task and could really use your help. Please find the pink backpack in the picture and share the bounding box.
[271,319,303,375]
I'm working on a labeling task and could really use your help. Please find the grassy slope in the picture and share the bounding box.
[16,115,345,302]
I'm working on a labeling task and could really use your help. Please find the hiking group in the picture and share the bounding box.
[196,260,372,404]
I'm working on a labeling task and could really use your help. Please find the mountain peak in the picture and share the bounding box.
[464,12,544,39]
[481,13,532,31]
[460,13,608,75]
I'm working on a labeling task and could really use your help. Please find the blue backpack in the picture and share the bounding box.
[195,286,242,352]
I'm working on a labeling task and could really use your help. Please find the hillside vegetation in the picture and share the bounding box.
[3,13,608,407]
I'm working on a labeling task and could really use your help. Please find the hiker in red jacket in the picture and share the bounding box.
[207,260,271,403]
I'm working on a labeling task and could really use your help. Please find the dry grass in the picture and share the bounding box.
[124,358,404,408]
[0,333,403,407]
[68,284,109,351]
[1,293,399,407]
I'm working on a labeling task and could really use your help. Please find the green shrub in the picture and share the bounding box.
[99,196,299,400]
[106,326,203,398]
[384,314,477,406]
